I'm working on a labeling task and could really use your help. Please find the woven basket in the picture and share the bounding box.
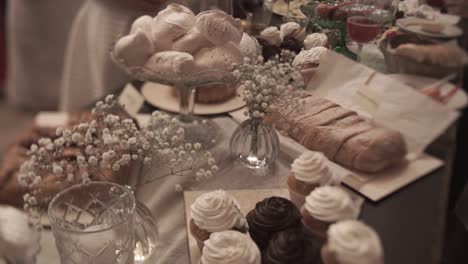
[379,34,463,78]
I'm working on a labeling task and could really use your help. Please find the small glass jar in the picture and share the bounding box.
[230,118,280,169]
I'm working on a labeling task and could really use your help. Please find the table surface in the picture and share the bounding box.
[36,113,456,264]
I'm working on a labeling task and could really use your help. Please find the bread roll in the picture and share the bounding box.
[266,96,407,173]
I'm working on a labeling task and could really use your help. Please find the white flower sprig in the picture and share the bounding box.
[234,50,307,119]
[19,95,217,213]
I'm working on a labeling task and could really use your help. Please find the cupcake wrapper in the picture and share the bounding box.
[189,219,211,252]
[190,218,249,252]
[321,244,340,264]
[287,174,319,196]
[288,188,306,209]
[196,239,205,252]
[300,207,329,240]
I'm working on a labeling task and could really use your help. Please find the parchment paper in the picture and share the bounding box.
[230,50,457,201]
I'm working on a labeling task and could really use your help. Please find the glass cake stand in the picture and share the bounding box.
[111,53,236,148]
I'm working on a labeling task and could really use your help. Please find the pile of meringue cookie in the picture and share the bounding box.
[113,4,261,82]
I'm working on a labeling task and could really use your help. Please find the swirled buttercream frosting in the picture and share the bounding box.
[304,186,358,223]
[263,228,322,264]
[201,230,261,264]
[291,151,335,185]
[293,47,328,69]
[259,27,282,46]
[304,33,328,49]
[247,197,301,249]
[191,190,247,233]
[327,220,384,264]
[279,22,306,41]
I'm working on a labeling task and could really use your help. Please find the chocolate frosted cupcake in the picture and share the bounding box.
[190,190,248,250]
[321,220,384,264]
[246,197,301,249]
[201,230,261,264]
[263,228,322,264]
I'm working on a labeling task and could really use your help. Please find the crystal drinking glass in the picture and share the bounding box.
[346,15,382,61]
[48,182,136,264]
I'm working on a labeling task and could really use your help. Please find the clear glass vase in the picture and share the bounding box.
[230,118,280,169]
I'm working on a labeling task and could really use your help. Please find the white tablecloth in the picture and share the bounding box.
[37,116,292,264]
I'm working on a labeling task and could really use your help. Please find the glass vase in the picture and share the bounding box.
[230,118,280,169]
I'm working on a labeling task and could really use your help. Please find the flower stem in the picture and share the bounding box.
[249,119,260,157]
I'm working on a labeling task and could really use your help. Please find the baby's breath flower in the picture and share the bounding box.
[112,163,120,171]
[208,158,216,166]
[29,144,38,153]
[53,164,63,175]
[19,95,219,223]
[56,127,63,136]
[194,143,202,150]
[236,50,305,119]
[88,156,98,166]
[71,132,83,143]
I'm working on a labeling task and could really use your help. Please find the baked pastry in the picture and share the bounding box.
[288,151,337,209]
[262,228,322,264]
[246,196,301,249]
[190,190,248,249]
[113,29,154,67]
[151,4,195,51]
[239,33,261,61]
[280,22,306,43]
[394,43,468,68]
[144,51,195,79]
[321,220,384,264]
[265,95,407,173]
[186,42,242,103]
[301,186,359,238]
[201,230,261,264]
[304,33,328,49]
[258,26,282,46]
[193,42,243,72]
[195,10,243,46]
[130,15,153,38]
[279,22,306,54]
[195,83,238,104]
[293,47,328,69]
[258,22,326,61]
[0,113,129,208]
[171,28,214,54]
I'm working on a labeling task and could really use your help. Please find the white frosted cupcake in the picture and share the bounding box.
[304,33,328,50]
[301,186,359,238]
[190,190,248,250]
[201,230,261,264]
[322,220,384,264]
[287,151,337,209]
